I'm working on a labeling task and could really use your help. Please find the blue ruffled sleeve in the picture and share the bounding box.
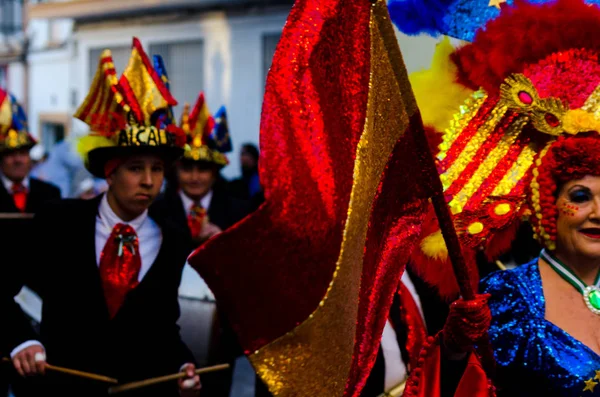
[480,264,543,368]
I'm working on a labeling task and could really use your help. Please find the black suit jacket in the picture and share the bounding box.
[0,177,61,213]
[0,177,61,287]
[3,196,194,396]
[0,178,60,393]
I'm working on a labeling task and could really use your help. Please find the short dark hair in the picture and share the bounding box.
[241,143,259,162]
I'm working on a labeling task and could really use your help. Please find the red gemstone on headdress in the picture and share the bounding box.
[545,113,560,127]
[518,91,533,105]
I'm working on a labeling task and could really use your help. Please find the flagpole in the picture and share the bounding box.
[409,110,496,379]
[410,117,475,300]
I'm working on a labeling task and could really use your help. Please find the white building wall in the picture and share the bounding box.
[7,61,25,103]
[28,19,74,51]
[27,48,71,140]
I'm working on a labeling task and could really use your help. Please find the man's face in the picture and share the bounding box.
[106,154,165,218]
[1,149,32,182]
[240,150,257,171]
[177,162,218,201]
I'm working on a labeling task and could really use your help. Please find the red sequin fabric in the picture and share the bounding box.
[188,0,431,395]
[98,223,140,319]
[188,0,371,355]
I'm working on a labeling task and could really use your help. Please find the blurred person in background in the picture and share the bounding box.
[30,139,86,198]
[154,96,250,397]
[74,178,98,200]
[155,98,250,249]
[228,143,264,210]
[0,92,60,397]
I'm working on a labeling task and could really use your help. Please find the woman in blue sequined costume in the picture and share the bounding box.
[481,134,600,396]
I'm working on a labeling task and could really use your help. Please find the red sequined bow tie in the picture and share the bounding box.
[11,183,27,213]
[188,203,207,238]
[99,223,141,319]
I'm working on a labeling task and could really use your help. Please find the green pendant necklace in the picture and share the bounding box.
[541,249,600,315]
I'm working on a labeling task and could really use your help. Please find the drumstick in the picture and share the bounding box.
[0,213,34,219]
[108,363,230,394]
[376,378,407,397]
[2,357,118,384]
[495,259,507,271]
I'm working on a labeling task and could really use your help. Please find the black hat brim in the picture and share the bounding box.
[87,145,184,178]
[178,157,226,170]
[0,142,36,154]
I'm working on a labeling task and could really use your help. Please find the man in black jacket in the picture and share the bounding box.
[0,91,60,397]
[2,39,201,397]
[154,98,251,396]
[155,101,250,250]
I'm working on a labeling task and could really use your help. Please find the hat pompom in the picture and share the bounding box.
[76,135,113,165]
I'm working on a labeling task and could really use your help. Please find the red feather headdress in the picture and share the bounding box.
[411,0,600,299]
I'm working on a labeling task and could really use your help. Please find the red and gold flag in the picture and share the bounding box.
[188,0,435,395]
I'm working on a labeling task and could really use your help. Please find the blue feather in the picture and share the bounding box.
[9,94,28,132]
[210,106,232,153]
[152,54,175,127]
[387,0,454,36]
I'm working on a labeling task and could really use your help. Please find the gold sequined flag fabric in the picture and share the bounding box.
[188,0,431,395]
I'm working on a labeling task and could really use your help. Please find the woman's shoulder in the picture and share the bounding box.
[480,259,544,318]
[481,259,539,292]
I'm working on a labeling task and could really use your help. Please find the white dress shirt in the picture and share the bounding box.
[96,193,161,281]
[178,189,213,216]
[177,189,216,301]
[381,271,426,391]
[11,194,163,357]
[1,173,29,192]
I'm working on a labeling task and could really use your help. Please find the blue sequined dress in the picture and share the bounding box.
[481,260,600,396]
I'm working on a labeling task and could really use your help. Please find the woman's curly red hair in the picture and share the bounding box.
[530,133,600,249]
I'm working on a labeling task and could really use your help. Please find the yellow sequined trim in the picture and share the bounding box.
[0,129,32,151]
[448,115,525,213]
[582,83,600,119]
[437,90,486,162]
[441,100,506,192]
[491,142,538,196]
[530,142,555,250]
[184,144,228,165]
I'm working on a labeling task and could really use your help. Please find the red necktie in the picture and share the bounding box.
[397,281,428,370]
[11,183,27,212]
[187,203,206,238]
[98,223,141,319]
